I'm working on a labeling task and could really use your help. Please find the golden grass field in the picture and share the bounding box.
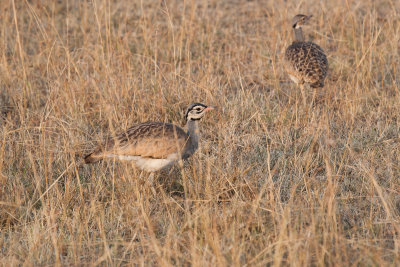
[1,0,400,265]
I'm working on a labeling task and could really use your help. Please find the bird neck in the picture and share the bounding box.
[186,119,200,151]
[293,27,305,42]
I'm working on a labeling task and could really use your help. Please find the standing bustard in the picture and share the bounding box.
[284,14,328,89]
[84,103,215,172]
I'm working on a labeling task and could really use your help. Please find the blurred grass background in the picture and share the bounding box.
[0,0,399,265]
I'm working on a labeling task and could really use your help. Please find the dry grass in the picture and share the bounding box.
[1,0,400,265]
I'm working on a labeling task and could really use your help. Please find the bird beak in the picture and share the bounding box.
[205,106,216,111]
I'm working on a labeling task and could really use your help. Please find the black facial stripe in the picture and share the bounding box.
[191,104,207,109]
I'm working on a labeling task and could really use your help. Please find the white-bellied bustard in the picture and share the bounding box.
[285,14,328,102]
[84,103,215,173]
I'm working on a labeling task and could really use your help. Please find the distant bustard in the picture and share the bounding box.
[285,14,328,89]
[84,103,215,172]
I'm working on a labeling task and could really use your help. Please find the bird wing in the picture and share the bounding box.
[95,122,189,159]
[285,42,328,85]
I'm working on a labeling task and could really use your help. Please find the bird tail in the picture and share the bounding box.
[84,153,101,164]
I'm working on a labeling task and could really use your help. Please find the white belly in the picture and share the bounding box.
[107,153,179,172]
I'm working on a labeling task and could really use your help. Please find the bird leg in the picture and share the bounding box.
[311,87,317,107]
[148,172,155,184]
[300,83,307,108]
[146,172,157,196]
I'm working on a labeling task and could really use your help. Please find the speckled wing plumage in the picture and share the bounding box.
[84,122,190,163]
[284,41,328,88]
